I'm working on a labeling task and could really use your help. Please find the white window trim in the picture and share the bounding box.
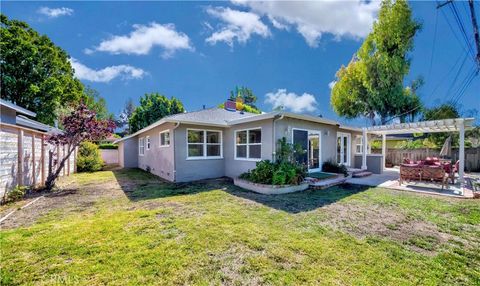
[138,137,145,156]
[336,132,351,166]
[146,136,151,151]
[234,127,262,161]
[159,130,170,148]
[354,135,363,154]
[186,128,223,160]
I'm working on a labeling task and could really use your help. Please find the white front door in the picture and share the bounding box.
[337,132,351,166]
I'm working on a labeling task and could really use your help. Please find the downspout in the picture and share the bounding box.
[272,113,284,162]
[172,121,180,182]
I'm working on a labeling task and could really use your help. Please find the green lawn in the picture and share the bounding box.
[1,169,479,285]
[307,172,337,180]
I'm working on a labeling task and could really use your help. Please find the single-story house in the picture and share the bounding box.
[115,107,380,182]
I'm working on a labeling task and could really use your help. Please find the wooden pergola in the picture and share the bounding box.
[361,118,475,185]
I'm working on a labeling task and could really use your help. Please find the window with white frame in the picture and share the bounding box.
[159,130,170,147]
[146,136,151,150]
[139,137,145,155]
[355,135,363,154]
[235,128,262,160]
[187,129,222,159]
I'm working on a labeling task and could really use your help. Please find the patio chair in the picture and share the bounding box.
[399,164,422,185]
[422,165,449,190]
[449,160,460,184]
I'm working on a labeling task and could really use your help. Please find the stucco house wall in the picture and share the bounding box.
[224,118,274,178]
[118,137,138,168]
[275,118,353,167]
[174,124,226,182]
[136,122,176,181]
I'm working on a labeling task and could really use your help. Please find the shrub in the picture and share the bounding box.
[98,143,118,149]
[322,160,348,177]
[77,141,104,172]
[239,138,308,186]
[2,186,28,204]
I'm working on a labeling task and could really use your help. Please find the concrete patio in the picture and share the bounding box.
[346,167,477,199]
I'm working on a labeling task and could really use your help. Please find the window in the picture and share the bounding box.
[146,136,151,150]
[159,130,170,147]
[235,128,262,160]
[355,135,363,154]
[187,129,222,159]
[139,137,145,155]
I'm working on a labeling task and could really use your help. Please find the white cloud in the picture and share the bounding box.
[328,81,337,89]
[69,58,146,83]
[265,89,317,113]
[89,22,193,58]
[232,0,379,47]
[37,7,74,18]
[206,7,270,46]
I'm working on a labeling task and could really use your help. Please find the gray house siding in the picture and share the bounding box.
[137,123,176,181]
[275,118,360,168]
[224,118,274,178]
[118,137,138,168]
[174,124,225,182]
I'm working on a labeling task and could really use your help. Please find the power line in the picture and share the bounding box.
[444,51,470,99]
[451,65,478,106]
[449,1,476,59]
[383,51,467,124]
[427,9,439,78]
[439,2,476,61]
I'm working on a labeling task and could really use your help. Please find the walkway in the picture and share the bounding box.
[346,168,476,199]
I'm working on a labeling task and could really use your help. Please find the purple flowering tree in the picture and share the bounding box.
[45,104,115,190]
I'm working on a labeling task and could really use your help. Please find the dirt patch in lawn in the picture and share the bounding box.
[318,202,454,254]
[0,180,127,230]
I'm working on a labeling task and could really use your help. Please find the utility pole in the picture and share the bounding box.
[468,0,480,66]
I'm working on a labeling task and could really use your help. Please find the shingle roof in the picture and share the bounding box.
[16,115,62,134]
[0,99,36,117]
[164,107,258,125]
[114,108,261,143]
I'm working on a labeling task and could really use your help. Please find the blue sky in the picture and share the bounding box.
[3,1,479,126]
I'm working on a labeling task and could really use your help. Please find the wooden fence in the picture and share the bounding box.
[0,123,76,200]
[372,147,480,171]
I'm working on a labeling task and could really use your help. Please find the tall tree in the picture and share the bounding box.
[331,0,421,125]
[116,98,136,133]
[0,14,84,125]
[129,93,185,133]
[83,86,112,120]
[423,103,462,147]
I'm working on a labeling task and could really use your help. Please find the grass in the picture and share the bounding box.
[308,172,337,180]
[1,168,479,285]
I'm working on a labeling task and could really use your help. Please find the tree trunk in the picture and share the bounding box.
[45,145,76,191]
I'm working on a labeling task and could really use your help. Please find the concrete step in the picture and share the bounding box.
[352,171,373,178]
[308,176,347,190]
[348,168,367,176]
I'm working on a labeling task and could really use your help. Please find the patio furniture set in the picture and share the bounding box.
[399,157,459,190]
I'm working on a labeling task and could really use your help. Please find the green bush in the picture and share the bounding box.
[322,160,348,177]
[2,186,28,204]
[239,137,308,186]
[77,141,104,172]
[240,160,307,186]
[98,143,118,149]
